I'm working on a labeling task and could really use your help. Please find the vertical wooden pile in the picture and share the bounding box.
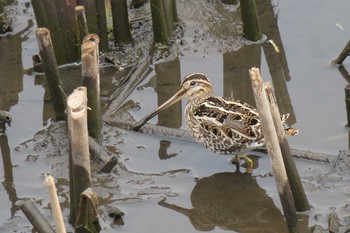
[110,0,134,47]
[31,0,79,65]
[81,34,101,142]
[249,67,304,232]
[150,0,179,45]
[35,28,66,119]
[67,87,100,232]
[240,0,261,41]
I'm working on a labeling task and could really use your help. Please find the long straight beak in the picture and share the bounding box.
[133,87,186,131]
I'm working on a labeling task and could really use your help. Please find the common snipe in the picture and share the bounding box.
[134,73,297,173]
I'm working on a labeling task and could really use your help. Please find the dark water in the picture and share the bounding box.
[1,0,350,232]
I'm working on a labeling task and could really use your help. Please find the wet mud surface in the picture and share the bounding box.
[1,0,350,232]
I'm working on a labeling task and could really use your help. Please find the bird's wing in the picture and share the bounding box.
[193,97,263,141]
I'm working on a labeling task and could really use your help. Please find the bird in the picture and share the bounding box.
[0,110,12,133]
[133,73,298,173]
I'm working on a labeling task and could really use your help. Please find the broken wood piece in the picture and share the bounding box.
[21,200,55,233]
[249,67,296,231]
[75,187,101,233]
[265,83,310,212]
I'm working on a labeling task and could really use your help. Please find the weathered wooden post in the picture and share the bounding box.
[332,40,350,65]
[35,28,67,119]
[162,0,174,35]
[21,200,56,233]
[265,83,310,212]
[150,0,168,45]
[249,67,297,231]
[44,175,66,233]
[240,0,261,41]
[75,6,89,45]
[110,0,134,47]
[81,34,101,142]
[95,0,109,52]
[172,0,179,22]
[67,87,91,224]
[32,0,79,65]
[76,0,98,35]
[345,84,350,126]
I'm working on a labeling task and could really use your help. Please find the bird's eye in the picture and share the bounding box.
[190,81,196,86]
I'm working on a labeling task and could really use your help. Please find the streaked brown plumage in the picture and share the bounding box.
[134,73,297,172]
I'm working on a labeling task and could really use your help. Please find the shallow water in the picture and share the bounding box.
[1,0,350,232]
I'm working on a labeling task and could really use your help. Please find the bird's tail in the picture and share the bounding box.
[281,113,299,136]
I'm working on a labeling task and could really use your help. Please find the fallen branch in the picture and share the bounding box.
[21,200,55,233]
[107,119,334,164]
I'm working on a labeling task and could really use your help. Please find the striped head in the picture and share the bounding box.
[180,73,213,101]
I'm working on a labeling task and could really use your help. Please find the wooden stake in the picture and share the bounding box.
[345,84,350,126]
[44,174,66,233]
[265,83,310,212]
[35,28,67,119]
[95,0,109,52]
[332,40,350,65]
[249,67,296,231]
[75,6,89,45]
[150,0,168,45]
[240,0,261,41]
[21,200,55,233]
[67,87,92,224]
[81,34,101,142]
[110,0,134,47]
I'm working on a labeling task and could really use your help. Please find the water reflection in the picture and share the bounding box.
[155,57,182,128]
[159,171,289,232]
[223,44,261,106]
[258,0,296,124]
[0,20,33,111]
[158,140,179,160]
[0,135,19,218]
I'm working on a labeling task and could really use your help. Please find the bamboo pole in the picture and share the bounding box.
[75,6,89,45]
[332,40,350,65]
[110,0,134,47]
[67,87,92,225]
[172,0,179,22]
[345,84,350,126]
[44,174,66,233]
[150,0,168,45]
[81,34,101,142]
[162,0,174,36]
[76,0,98,35]
[265,83,310,212]
[240,0,261,41]
[21,200,55,233]
[32,0,80,65]
[249,67,297,231]
[95,0,109,52]
[35,28,67,119]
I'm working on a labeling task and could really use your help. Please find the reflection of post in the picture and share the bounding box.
[223,44,261,105]
[155,58,182,128]
[257,0,296,124]
[257,0,290,81]
[0,135,19,217]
